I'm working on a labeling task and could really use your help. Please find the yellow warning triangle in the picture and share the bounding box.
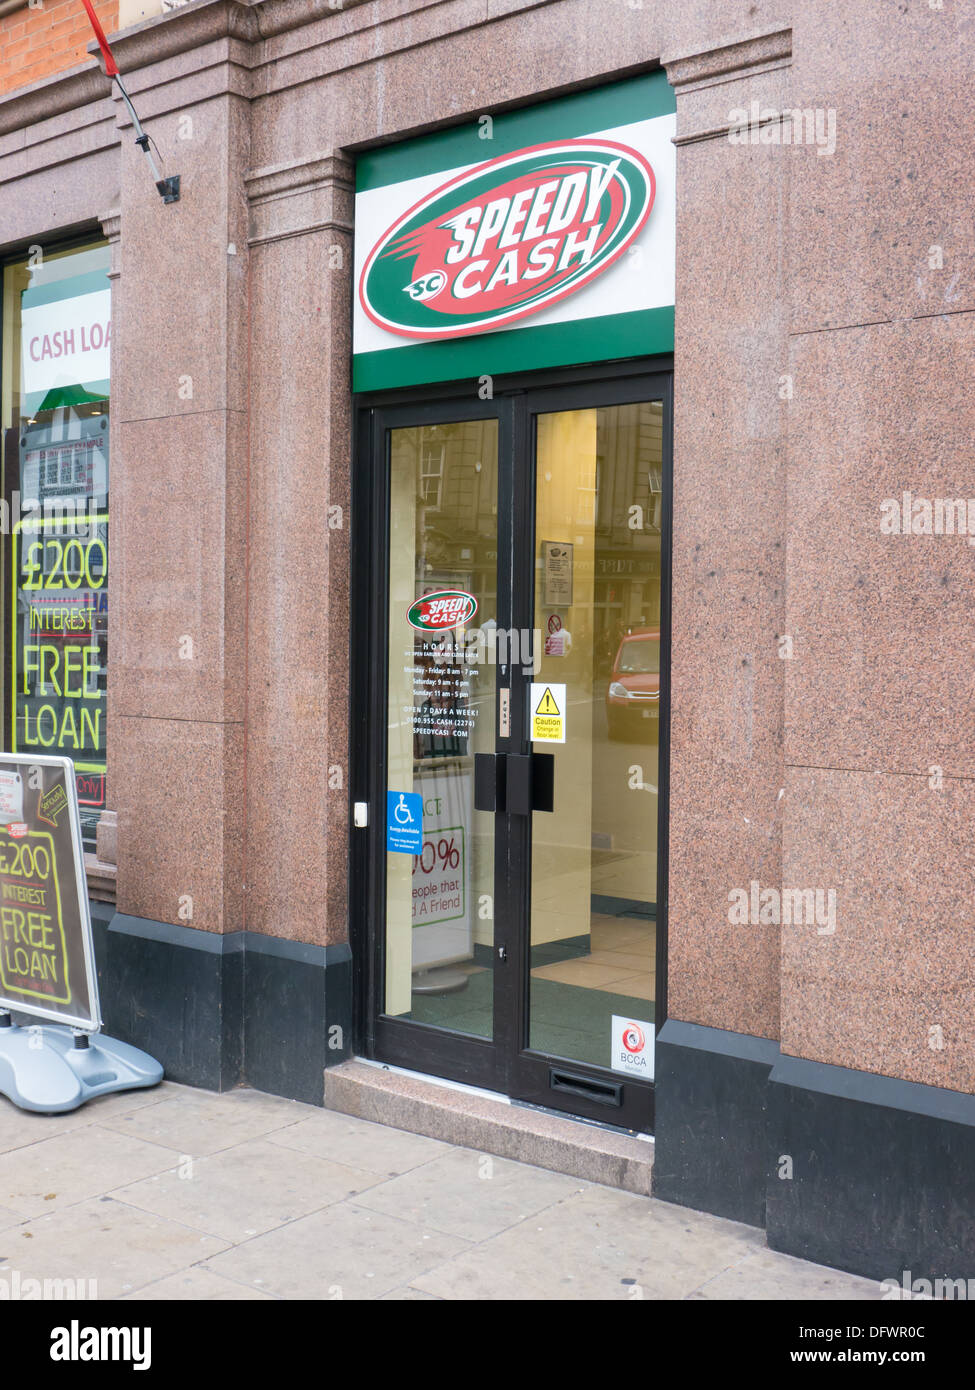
[537,686,560,716]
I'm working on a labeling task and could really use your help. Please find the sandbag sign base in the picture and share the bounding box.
[0,1015,163,1114]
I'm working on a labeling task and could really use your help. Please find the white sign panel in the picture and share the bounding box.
[20,289,111,401]
[611,1014,654,1078]
[354,114,675,358]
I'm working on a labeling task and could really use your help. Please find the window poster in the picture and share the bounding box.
[12,414,109,839]
[405,577,476,969]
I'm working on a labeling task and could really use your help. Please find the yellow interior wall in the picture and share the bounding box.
[530,409,596,948]
[385,435,416,1016]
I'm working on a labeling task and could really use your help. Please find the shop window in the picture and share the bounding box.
[0,242,111,851]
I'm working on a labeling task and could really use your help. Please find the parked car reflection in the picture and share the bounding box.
[605,627,659,742]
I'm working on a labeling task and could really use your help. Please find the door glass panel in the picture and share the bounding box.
[385,420,498,1038]
[529,402,662,1078]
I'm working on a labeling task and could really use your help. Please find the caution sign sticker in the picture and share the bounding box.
[529,683,566,743]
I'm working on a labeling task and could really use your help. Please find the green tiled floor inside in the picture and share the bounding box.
[405,969,654,1070]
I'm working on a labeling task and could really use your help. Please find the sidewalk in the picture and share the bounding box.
[0,1081,879,1301]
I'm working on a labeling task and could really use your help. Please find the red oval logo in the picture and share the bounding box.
[360,140,655,340]
[407,590,478,632]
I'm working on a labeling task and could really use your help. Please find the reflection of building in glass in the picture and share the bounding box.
[592,402,663,677]
[411,422,497,628]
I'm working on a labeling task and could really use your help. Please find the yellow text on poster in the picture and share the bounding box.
[0,830,69,1005]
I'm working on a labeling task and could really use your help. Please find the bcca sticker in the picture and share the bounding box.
[611,1014,653,1078]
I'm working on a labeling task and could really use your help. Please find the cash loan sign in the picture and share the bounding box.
[11,512,108,799]
[359,140,655,339]
[0,755,99,1029]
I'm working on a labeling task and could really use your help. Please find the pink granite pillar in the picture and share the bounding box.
[242,155,354,950]
[780,0,975,1091]
[109,72,251,938]
[663,30,793,1041]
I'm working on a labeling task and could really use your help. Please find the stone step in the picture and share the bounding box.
[323,1059,653,1195]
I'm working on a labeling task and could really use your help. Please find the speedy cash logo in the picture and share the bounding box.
[359,140,655,339]
[407,590,478,632]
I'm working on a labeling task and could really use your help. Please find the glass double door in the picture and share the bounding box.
[356,371,670,1131]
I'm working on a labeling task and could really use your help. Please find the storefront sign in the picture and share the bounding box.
[530,682,566,742]
[0,754,100,1030]
[353,73,675,391]
[360,141,654,339]
[20,284,111,413]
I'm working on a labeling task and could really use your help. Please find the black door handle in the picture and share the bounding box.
[507,753,555,815]
[473,753,554,813]
[474,752,503,812]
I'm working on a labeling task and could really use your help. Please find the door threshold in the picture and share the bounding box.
[355,1056,513,1106]
[324,1058,653,1196]
[355,1056,652,1142]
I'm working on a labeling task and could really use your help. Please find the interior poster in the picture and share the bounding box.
[412,766,474,970]
[0,754,100,1030]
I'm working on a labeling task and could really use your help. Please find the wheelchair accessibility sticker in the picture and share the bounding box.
[387,791,423,854]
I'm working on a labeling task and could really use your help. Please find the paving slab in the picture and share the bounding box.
[0,1085,168,1155]
[0,1195,228,1300]
[0,1205,24,1232]
[122,1266,278,1300]
[380,1284,444,1300]
[410,1185,767,1301]
[351,1146,590,1242]
[0,1124,179,1218]
[203,1200,472,1300]
[101,1088,309,1158]
[112,1137,384,1243]
[688,1246,882,1301]
[265,1109,452,1175]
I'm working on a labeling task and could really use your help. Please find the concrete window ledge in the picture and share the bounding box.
[324,1059,653,1196]
[84,852,117,904]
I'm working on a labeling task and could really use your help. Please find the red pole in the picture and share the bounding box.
[79,0,119,78]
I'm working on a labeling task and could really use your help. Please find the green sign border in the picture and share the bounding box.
[353,305,673,393]
[357,72,675,192]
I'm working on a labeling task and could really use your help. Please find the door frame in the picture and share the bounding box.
[349,356,673,1131]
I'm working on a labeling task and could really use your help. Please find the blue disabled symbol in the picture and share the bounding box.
[386,790,422,854]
